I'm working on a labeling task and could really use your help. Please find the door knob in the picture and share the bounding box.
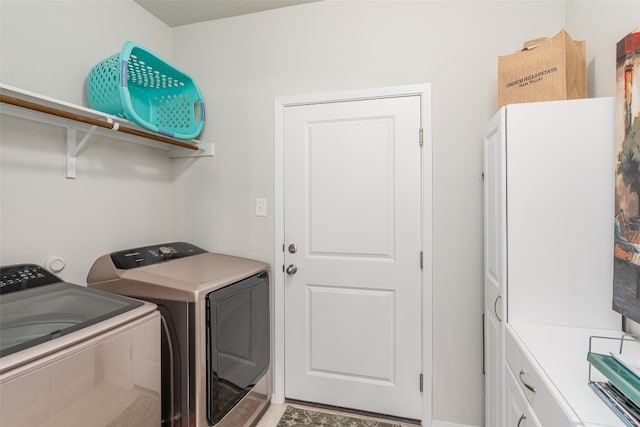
[286,264,298,275]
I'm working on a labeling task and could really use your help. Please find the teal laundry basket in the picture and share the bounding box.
[87,41,204,140]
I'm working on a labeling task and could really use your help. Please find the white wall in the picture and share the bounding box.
[564,2,640,334]
[0,0,174,283]
[565,1,640,99]
[170,1,566,425]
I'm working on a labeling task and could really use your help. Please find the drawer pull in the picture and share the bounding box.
[493,295,503,322]
[519,369,537,393]
[517,414,526,427]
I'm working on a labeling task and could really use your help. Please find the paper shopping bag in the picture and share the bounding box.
[498,28,587,109]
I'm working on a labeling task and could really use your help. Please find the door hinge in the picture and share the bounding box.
[419,373,423,392]
[420,251,424,270]
[419,128,424,147]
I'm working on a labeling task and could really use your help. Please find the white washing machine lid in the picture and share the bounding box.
[0,282,144,358]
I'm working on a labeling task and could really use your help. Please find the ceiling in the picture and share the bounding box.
[134,0,322,27]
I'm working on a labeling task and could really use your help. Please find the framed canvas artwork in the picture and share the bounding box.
[614,27,640,324]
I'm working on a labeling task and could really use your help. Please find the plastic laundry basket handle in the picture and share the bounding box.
[194,100,205,122]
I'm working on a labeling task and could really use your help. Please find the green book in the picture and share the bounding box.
[588,352,640,408]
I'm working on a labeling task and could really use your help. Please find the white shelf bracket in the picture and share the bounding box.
[168,142,215,158]
[66,124,99,179]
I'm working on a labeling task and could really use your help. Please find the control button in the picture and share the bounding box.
[158,246,174,259]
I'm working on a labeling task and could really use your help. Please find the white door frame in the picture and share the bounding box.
[274,84,433,426]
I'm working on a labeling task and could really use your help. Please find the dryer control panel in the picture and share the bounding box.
[110,242,207,269]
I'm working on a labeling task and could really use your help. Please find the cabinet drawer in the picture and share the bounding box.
[506,367,542,427]
[506,328,574,426]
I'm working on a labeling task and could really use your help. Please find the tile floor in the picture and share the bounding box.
[255,402,420,427]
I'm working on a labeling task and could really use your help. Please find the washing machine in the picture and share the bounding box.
[0,263,160,427]
[87,242,271,427]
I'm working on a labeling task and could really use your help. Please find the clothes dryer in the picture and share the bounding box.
[87,242,270,427]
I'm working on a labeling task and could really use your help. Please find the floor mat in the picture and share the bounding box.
[105,393,160,427]
[277,405,402,427]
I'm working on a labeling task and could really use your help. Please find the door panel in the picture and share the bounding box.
[308,117,394,257]
[307,285,394,381]
[483,112,506,309]
[283,95,422,419]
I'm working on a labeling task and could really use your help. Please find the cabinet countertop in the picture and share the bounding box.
[508,322,626,427]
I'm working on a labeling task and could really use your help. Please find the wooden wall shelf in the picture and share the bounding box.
[0,83,214,178]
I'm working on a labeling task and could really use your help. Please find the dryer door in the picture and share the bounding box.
[206,272,269,425]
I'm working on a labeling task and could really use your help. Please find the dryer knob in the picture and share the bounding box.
[158,246,173,259]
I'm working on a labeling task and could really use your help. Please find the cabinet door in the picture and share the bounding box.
[484,109,507,427]
[483,109,506,314]
[485,305,504,427]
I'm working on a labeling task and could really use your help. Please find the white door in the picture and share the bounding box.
[283,95,423,419]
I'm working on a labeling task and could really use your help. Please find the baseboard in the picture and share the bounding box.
[431,421,480,427]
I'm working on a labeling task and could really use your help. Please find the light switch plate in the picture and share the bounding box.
[256,198,267,217]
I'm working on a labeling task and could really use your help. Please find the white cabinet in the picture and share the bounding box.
[483,97,619,329]
[506,326,575,426]
[483,98,621,427]
[507,323,627,427]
